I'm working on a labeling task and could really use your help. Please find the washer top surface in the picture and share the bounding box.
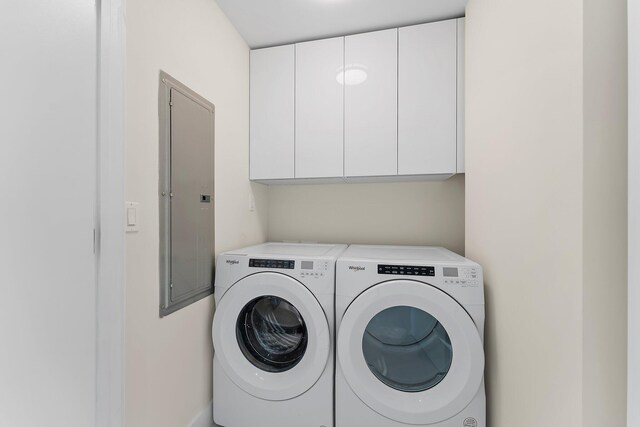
[339,245,469,264]
[226,242,347,259]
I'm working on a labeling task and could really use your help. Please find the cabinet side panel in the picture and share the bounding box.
[457,18,466,173]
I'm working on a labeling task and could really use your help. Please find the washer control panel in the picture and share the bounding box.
[443,266,481,287]
[299,260,330,279]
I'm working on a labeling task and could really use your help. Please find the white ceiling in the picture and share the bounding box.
[215,0,468,49]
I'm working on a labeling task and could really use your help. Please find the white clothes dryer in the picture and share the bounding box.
[212,242,347,427]
[336,245,485,427]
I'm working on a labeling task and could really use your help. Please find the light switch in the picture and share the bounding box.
[125,202,140,233]
[249,192,256,212]
[127,207,136,226]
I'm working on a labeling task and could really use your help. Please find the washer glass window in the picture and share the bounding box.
[236,295,308,372]
[362,305,453,392]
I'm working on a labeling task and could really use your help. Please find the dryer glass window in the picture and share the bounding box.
[362,306,452,392]
[236,295,308,372]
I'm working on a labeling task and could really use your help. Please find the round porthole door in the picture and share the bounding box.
[337,280,484,425]
[362,305,453,393]
[213,272,330,401]
[235,295,309,373]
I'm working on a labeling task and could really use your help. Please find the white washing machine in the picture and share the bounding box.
[212,242,347,427]
[336,245,485,427]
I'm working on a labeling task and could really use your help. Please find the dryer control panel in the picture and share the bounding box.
[443,266,481,287]
[378,264,435,276]
[299,260,330,279]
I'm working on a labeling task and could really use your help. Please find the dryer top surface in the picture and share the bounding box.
[339,245,472,265]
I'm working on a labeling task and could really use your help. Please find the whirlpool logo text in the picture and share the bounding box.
[348,265,365,271]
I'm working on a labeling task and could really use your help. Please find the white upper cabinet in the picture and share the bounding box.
[344,29,398,178]
[250,45,295,180]
[295,37,344,179]
[398,20,457,176]
[249,18,464,184]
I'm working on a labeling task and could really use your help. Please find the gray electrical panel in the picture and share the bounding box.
[159,71,215,317]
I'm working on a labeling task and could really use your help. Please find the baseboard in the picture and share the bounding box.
[188,400,214,427]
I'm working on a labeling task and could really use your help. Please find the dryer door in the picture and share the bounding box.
[338,280,484,424]
[213,272,330,401]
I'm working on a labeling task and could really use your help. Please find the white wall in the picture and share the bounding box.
[125,0,268,425]
[582,0,628,425]
[629,0,640,424]
[465,0,628,426]
[267,176,465,254]
[0,1,97,425]
[97,1,126,425]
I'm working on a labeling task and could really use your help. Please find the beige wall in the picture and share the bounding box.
[465,0,627,426]
[267,176,465,254]
[582,0,628,425]
[125,0,268,426]
[465,1,584,424]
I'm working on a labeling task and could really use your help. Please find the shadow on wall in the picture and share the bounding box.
[482,278,494,427]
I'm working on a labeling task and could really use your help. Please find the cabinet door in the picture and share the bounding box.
[250,45,295,180]
[159,73,215,317]
[168,87,214,309]
[398,20,457,175]
[344,29,398,177]
[295,37,344,178]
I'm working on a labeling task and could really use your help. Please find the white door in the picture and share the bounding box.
[250,46,295,180]
[212,273,330,400]
[338,281,484,424]
[0,1,98,426]
[344,29,398,178]
[295,37,344,179]
[398,20,457,175]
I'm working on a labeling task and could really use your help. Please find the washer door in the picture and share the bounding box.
[338,280,484,425]
[213,272,330,401]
